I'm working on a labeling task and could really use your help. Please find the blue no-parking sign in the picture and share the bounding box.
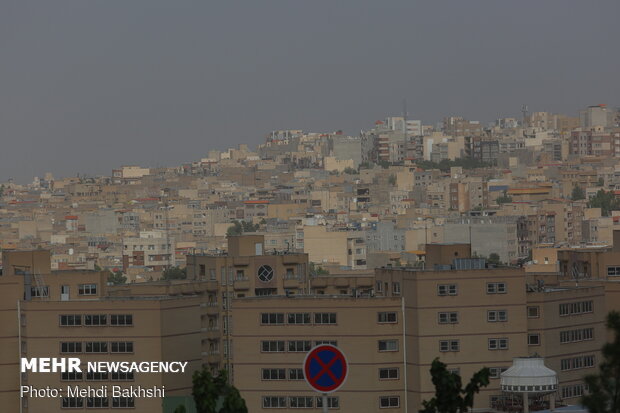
[303,344,348,393]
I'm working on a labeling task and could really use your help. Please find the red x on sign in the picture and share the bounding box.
[303,345,348,393]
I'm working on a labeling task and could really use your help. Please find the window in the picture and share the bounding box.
[315,340,337,346]
[261,313,284,325]
[84,314,107,326]
[561,384,585,399]
[439,340,460,352]
[31,286,49,297]
[288,313,311,325]
[289,396,313,408]
[528,334,540,346]
[438,284,458,296]
[60,342,82,353]
[262,396,287,408]
[86,372,109,381]
[261,341,285,352]
[112,397,135,408]
[438,312,458,324]
[607,266,620,276]
[257,265,274,282]
[288,368,304,380]
[489,367,508,379]
[111,371,134,381]
[316,397,339,408]
[78,284,97,295]
[288,340,312,352]
[87,397,109,408]
[111,342,133,353]
[61,372,83,381]
[376,281,383,293]
[378,340,398,352]
[378,312,397,323]
[262,368,286,380]
[527,306,540,318]
[380,396,400,408]
[60,315,82,326]
[315,313,337,324]
[85,342,108,353]
[487,282,507,294]
[62,397,83,408]
[488,338,509,350]
[487,310,508,322]
[379,368,399,379]
[560,300,593,316]
[392,282,401,295]
[560,328,594,343]
[561,355,596,371]
[110,314,133,326]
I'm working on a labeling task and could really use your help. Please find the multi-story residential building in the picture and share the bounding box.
[375,256,605,410]
[122,231,175,271]
[232,295,405,412]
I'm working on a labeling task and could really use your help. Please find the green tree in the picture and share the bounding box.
[388,174,397,186]
[572,184,586,201]
[226,221,243,236]
[342,167,358,175]
[496,191,513,205]
[582,311,620,413]
[107,270,127,285]
[598,177,605,187]
[488,253,501,266]
[309,262,329,276]
[192,369,248,413]
[588,189,620,217]
[174,406,187,413]
[420,358,490,413]
[163,266,187,280]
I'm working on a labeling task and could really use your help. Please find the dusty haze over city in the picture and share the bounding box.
[1,0,619,182]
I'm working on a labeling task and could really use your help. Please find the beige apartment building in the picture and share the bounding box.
[375,260,605,409]
[232,295,406,411]
[0,249,203,412]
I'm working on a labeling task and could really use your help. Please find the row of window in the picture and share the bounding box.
[60,314,133,326]
[560,355,596,371]
[560,328,594,344]
[261,313,337,325]
[559,300,593,316]
[61,397,133,408]
[561,384,586,399]
[440,338,510,352]
[30,284,98,298]
[431,282,510,297]
[61,371,134,381]
[263,396,340,409]
[60,341,133,354]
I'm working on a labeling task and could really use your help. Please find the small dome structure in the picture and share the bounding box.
[501,357,558,394]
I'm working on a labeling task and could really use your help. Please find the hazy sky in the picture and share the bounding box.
[1,1,619,182]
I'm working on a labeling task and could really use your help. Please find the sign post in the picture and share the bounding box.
[303,344,348,412]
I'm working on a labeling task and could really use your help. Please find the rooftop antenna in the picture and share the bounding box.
[403,99,408,138]
[521,104,529,128]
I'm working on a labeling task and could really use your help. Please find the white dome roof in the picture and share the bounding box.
[500,357,558,394]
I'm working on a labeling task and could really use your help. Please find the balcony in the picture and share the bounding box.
[233,257,250,266]
[233,278,250,290]
[311,278,328,288]
[284,277,302,289]
[206,305,219,315]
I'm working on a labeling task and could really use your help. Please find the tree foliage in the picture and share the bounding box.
[163,266,187,280]
[309,262,329,276]
[342,167,358,175]
[420,358,490,413]
[571,184,586,201]
[192,369,248,413]
[588,189,620,217]
[496,191,513,205]
[107,270,127,285]
[226,220,260,236]
[582,311,620,413]
[388,174,397,186]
